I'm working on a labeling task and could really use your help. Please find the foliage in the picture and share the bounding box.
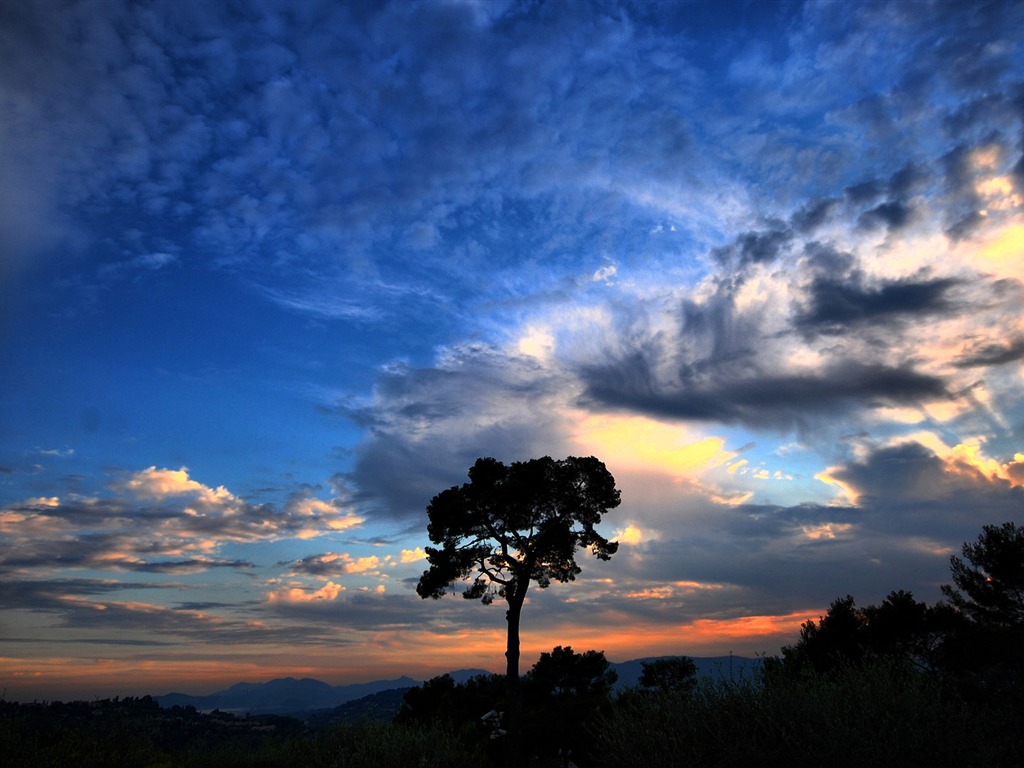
[523,646,617,763]
[638,656,698,695]
[769,590,950,678]
[528,645,618,700]
[395,672,508,758]
[417,456,621,605]
[939,521,1024,705]
[397,647,618,764]
[942,521,1024,628]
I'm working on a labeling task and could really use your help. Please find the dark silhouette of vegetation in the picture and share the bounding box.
[398,646,618,764]
[639,656,698,695]
[939,521,1024,712]
[523,646,617,763]
[943,521,1024,627]
[416,455,620,749]
[767,590,952,678]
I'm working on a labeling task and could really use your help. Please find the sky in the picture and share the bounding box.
[2,0,1023,702]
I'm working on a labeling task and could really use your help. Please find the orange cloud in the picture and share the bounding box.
[400,547,427,563]
[267,581,346,603]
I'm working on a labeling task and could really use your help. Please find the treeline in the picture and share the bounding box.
[3,521,1021,767]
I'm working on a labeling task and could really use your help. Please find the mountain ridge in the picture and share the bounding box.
[155,656,762,716]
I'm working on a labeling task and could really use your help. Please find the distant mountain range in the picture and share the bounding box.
[155,669,489,715]
[155,656,763,718]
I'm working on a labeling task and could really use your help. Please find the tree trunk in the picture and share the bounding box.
[505,583,527,762]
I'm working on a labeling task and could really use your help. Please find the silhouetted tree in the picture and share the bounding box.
[528,645,618,700]
[639,656,698,695]
[777,594,865,675]
[772,591,948,678]
[416,456,621,748]
[940,521,1024,702]
[942,521,1024,629]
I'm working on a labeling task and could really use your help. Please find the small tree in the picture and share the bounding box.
[416,456,621,743]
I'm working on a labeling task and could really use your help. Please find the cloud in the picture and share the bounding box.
[0,467,362,575]
[335,344,578,521]
[794,275,961,333]
[953,337,1024,368]
[116,466,236,504]
[711,221,793,267]
[580,358,947,431]
[97,252,177,281]
[858,200,916,231]
[286,552,382,578]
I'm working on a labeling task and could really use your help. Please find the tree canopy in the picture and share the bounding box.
[416,455,620,605]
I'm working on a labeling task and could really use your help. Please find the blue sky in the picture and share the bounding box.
[2,0,1024,700]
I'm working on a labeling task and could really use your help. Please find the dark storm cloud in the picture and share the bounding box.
[580,359,947,430]
[593,441,1024,620]
[602,237,949,401]
[845,179,884,205]
[128,559,253,574]
[857,200,915,231]
[887,163,928,198]
[790,197,841,233]
[0,578,163,609]
[795,275,961,333]
[831,442,1024,525]
[711,220,793,267]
